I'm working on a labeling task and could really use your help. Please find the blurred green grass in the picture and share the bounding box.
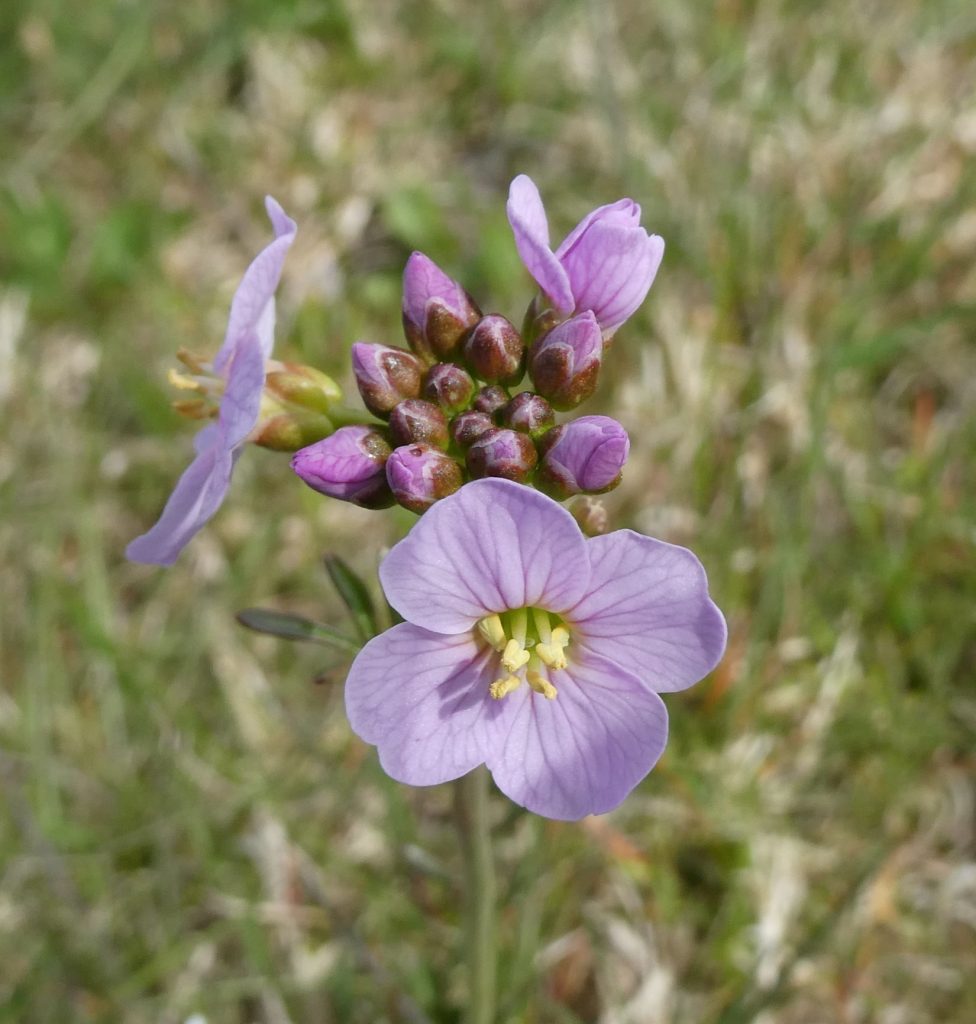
[1,0,975,1021]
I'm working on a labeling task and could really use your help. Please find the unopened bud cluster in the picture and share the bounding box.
[292,249,634,514]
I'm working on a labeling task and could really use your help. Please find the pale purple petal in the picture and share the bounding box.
[506,175,574,314]
[380,477,591,633]
[217,332,268,448]
[214,196,296,373]
[345,623,505,785]
[569,531,727,693]
[563,224,664,333]
[484,648,669,820]
[554,198,641,260]
[125,432,235,566]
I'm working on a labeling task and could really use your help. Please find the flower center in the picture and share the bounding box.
[476,607,571,701]
[168,348,224,420]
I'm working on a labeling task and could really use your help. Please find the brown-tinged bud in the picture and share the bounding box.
[462,315,525,385]
[351,342,423,418]
[386,444,463,513]
[528,310,602,411]
[466,428,537,483]
[291,426,394,509]
[521,292,562,347]
[471,385,509,419]
[388,399,449,449]
[450,410,494,449]
[402,252,481,361]
[500,391,555,439]
[537,416,629,498]
[422,363,475,415]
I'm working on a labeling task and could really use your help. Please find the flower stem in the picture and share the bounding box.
[452,767,497,1024]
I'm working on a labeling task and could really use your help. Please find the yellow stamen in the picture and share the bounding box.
[489,674,522,700]
[527,668,558,700]
[171,399,217,419]
[477,614,506,651]
[176,347,209,373]
[536,625,570,670]
[501,637,530,673]
[168,368,205,392]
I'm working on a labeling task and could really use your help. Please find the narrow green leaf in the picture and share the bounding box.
[235,608,360,654]
[324,555,378,641]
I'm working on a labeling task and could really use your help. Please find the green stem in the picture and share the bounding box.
[452,767,497,1024]
[328,405,382,429]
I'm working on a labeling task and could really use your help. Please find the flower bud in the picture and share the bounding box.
[264,363,342,414]
[472,385,509,419]
[528,311,602,411]
[386,444,463,513]
[521,293,562,348]
[422,363,475,415]
[462,315,525,385]
[466,428,537,483]
[251,410,334,452]
[291,426,394,508]
[537,415,629,498]
[451,410,494,449]
[500,391,554,439]
[388,399,449,449]
[352,342,423,418]
[402,252,481,361]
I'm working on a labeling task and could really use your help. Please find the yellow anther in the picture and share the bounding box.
[171,399,217,420]
[536,626,570,670]
[502,638,530,673]
[176,347,209,373]
[477,614,506,651]
[527,669,558,700]
[489,674,522,700]
[168,368,205,392]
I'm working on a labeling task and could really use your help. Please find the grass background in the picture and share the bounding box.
[1,0,975,1021]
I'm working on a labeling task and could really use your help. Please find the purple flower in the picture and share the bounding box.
[291,426,394,509]
[507,175,665,337]
[538,415,630,498]
[127,197,297,565]
[345,478,726,820]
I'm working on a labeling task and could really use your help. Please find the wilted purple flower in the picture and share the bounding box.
[386,444,463,513]
[529,310,602,410]
[507,174,665,337]
[402,252,481,360]
[127,197,297,565]
[345,479,726,820]
[538,415,630,498]
[291,426,394,509]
